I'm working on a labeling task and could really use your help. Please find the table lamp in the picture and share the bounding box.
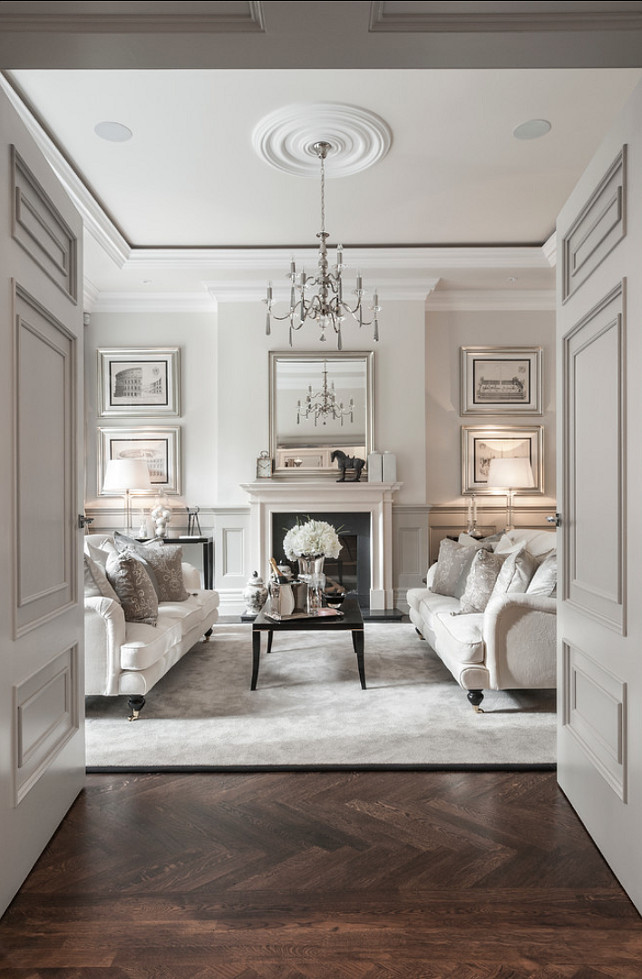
[103,459,152,533]
[486,457,535,531]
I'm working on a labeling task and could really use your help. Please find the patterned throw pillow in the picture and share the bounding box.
[489,544,537,600]
[431,537,492,599]
[459,549,506,613]
[114,532,189,602]
[526,551,557,597]
[106,551,159,625]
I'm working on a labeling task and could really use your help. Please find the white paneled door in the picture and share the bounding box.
[0,89,84,916]
[556,79,642,912]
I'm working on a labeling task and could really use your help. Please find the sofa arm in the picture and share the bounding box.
[84,595,127,697]
[482,593,557,690]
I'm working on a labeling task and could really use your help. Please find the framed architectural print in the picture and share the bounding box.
[460,346,542,415]
[97,347,180,417]
[461,425,544,495]
[98,427,182,495]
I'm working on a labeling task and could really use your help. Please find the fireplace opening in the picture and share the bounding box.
[271,511,371,608]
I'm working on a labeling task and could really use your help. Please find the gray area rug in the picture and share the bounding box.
[85,622,556,768]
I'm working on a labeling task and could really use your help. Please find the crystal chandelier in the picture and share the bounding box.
[263,141,380,350]
[297,362,354,427]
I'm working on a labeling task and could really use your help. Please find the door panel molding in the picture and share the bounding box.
[562,281,625,633]
[562,640,626,802]
[13,282,77,637]
[562,147,626,302]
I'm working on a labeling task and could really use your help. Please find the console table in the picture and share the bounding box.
[138,535,214,590]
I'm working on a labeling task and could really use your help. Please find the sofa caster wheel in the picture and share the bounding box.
[202,627,213,642]
[467,690,484,713]
[415,627,425,640]
[127,695,145,721]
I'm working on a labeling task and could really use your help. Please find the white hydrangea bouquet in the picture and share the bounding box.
[283,518,341,560]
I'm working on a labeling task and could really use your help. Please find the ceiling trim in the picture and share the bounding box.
[88,291,218,314]
[0,2,265,33]
[370,1,642,33]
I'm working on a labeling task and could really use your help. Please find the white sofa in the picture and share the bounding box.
[84,534,219,719]
[406,529,557,711]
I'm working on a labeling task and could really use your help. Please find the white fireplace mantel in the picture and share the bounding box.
[240,480,402,610]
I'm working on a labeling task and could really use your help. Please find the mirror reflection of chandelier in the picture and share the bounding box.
[296,362,354,427]
[263,141,380,350]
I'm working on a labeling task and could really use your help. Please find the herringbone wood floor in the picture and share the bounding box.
[1,771,641,977]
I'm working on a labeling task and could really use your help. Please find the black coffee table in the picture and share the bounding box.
[251,595,366,691]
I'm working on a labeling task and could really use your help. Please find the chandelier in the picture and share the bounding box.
[263,141,380,350]
[297,362,354,427]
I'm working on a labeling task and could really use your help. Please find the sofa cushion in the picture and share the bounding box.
[489,544,537,601]
[495,529,556,558]
[431,537,493,599]
[114,533,190,602]
[433,611,485,664]
[459,549,506,613]
[106,551,159,626]
[84,552,120,603]
[526,551,557,597]
[119,615,183,672]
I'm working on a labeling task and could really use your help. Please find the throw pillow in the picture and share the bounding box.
[113,532,189,602]
[459,549,506,613]
[431,537,492,599]
[526,551,557,597]
[106,551,158,625]
[84,552,121,603]
[489,544,537,601]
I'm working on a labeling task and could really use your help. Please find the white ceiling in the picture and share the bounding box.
[3,3,642,304]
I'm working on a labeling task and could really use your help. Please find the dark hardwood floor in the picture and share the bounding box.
[1,771,641,977]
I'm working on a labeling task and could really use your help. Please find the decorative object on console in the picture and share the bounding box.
[486,457,535,531]
[256,450,272,478]
[262,141,380,350]
[151,493,172,538]
[331,449,365,482]
[102,458,151,534]
[187,506,202,535]
[243,571,269,615]
[461,425,543,496]
[296,361,354,426]
[97,346,180,417]
[465,493,483,538]
[460,346,542,416]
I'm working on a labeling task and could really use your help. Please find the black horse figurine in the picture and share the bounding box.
[331,449,365,482]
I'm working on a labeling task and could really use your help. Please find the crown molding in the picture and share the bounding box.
[426,289,555,312]
[88,292,218,314]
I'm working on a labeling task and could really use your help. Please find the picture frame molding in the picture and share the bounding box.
[460,345,542,415]
[461,424,544,496]
[98,426,182,496]
[97,346,180,417]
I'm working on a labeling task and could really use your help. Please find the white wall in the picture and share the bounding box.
[425,307,557,507]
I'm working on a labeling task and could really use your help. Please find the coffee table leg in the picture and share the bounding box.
[352,628,366,689]
[251,629,261,690]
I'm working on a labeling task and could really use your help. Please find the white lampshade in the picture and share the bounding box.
[103,458,152,493]
[486,457,535,490]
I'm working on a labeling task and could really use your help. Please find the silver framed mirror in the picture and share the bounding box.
[269,351,374,476]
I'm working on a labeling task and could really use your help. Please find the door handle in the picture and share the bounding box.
[78,514,94,530]
[546,513,562,527]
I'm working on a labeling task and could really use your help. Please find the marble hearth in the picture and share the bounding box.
[240,480,402,610]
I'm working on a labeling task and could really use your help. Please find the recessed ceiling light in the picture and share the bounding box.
[94,121,133,142]
[513,119,552,141]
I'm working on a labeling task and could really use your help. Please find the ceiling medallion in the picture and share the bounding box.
[252,102,392,177]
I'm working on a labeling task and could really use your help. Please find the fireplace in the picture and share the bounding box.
[272,511,371,607]
[241,479,401,610]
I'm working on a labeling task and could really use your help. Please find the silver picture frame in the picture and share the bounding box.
[461,425,544,495]
[98,426,182,495]
[97,347,180,417]
[460,346,542,415]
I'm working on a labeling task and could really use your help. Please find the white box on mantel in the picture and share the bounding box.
[367,452,383,481]
[382,452,397,482]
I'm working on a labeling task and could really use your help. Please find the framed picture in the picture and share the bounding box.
[97,347,180,417]
[98,427,182,495]
[461,425,544,495]
[460,346,542,415]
